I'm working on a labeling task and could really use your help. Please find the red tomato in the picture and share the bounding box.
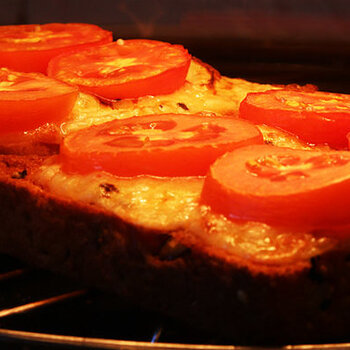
[48,39,191,99]
[0,68,78,134]
[201,145,350,228]
[0,23,112,73]
[60,114,263,177]
[239,89,350,149]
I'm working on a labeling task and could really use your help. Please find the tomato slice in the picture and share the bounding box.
[201,145,350,228]
[0,23,112,73]
[48,39,191,99]
[239,89,350,149]
[0,67,78,134]
[60,114,263,177]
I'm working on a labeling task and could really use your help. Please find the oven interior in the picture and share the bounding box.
[0,253,239,349]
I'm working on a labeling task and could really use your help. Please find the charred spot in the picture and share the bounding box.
[159,104,164,109]
[207,69,217,92]
[99,183,119,198]
[192,56,220,92]
[11,169,27,179]
[308,256,325,284]
[177,102,189,111]
[96,94,121,108]
[264,140,273,145]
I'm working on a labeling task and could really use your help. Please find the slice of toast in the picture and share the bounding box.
[0,128,349,345]
[0,59,347,345]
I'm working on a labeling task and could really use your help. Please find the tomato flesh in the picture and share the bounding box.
[60,114,263,177]
[201,145,350,228]
[240,89,350,149]
[0,23,112,73]
[48,39,191,99]
[0,68,78,134]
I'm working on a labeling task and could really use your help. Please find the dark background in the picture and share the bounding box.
[2,0,350,91]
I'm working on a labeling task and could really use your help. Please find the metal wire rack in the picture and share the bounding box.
[0,253,350,350]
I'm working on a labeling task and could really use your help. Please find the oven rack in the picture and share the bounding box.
[0,253,350,350]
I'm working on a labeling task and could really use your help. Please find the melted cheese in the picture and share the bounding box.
[34,164,334,266]
[62,60,277,135]
[35,166,202,231]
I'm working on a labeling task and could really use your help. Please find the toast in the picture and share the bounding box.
[1,145,350,345]
[0,58,349,345]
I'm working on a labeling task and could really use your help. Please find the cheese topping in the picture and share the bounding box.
[62,60,278,135]
[34,163,335,266]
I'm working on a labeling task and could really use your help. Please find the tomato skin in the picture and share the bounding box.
[48,39,191,99]
[0,68,78,134]
[201,145,350,229]
[240,89,350,149]
[0,23,112,73]
[60,114,263,177]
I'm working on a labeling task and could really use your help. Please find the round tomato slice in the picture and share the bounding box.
[201,145,350,228]
[0,23,112,73]
[60,114,263,177]
[0,68,78,134]
[239,89,350,149]
[48,39,191,99]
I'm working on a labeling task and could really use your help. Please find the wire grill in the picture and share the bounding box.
[1,253,350,350]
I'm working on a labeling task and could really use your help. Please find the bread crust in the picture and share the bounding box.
[1,155,350,345]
